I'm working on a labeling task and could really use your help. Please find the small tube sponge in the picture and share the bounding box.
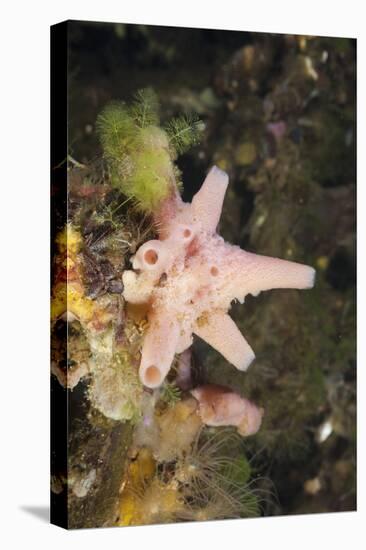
[132,240,170,280]
[191,384,264,436]
[139,310,180,388]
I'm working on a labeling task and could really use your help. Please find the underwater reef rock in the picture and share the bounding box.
[51,376,134,529]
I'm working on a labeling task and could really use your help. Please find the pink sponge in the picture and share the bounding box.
[191,384,264,436]
[123,166,315,389]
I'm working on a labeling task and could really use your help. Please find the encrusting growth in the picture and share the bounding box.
[123,165,316,389]
[96,88,203,213]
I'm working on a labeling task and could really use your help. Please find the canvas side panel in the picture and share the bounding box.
[50,20,68,530]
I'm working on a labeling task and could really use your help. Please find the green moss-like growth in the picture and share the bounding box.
[159,382,182,408]
[97,89,203,213]
[165,113,204,155]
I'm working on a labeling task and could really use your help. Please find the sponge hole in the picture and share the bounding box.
[210,266,219,276]
[144,249,159,265]
[144,365,161,386]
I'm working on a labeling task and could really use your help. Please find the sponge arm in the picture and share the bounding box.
[194,311,255,371]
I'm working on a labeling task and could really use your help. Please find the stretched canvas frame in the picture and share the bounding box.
[51,20,356,529]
